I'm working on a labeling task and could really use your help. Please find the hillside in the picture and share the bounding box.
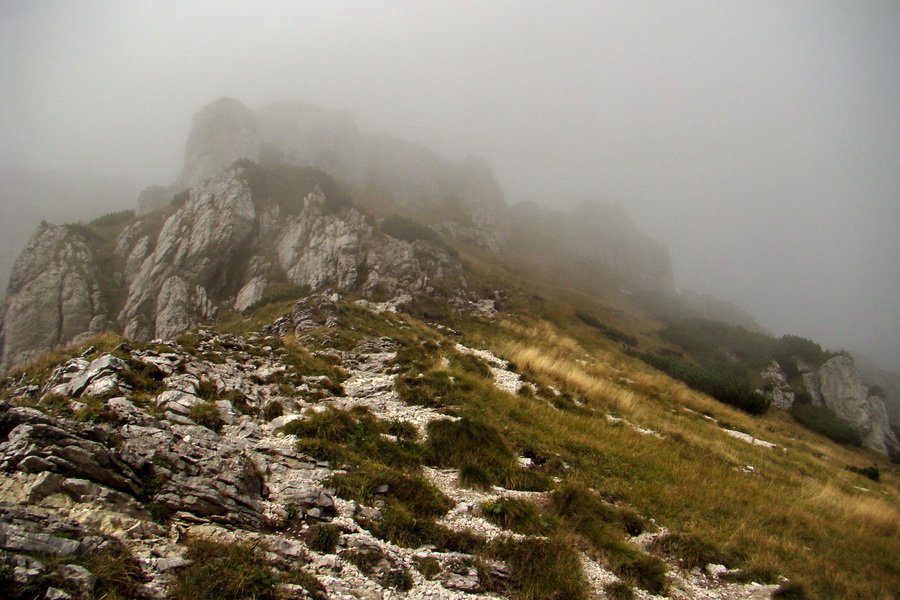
[1,99,898,600]
[1,268,898,600]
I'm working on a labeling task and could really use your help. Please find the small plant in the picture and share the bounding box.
[38,393,73,417]
[328,468,452,518]
[189,400,225,432]
[425,417,516,479]
[263,400,284,421]
[387,419,419,441]
[650,533,727,570]
[281,570,328,600]
[604,581,635,600]
[481,497,544,535]
[791,404,862,446]
[75,396,119,424]
[171,538,280,600]
[773,581,808,599]
[82,542,143,600]
[415,557,442,579]
[282,409,356,442]
[846,465,880,482]
[305,523,341,554]
[491,536,588,600]
[459,463,494,491]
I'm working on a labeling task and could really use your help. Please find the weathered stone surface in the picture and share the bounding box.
[0,405,145,496]
[234,276,268,312]
[119,171,256,339]
[0,223,108,370]
[802,356,900,456]
[58,564,98,594]
[758,361,795,411]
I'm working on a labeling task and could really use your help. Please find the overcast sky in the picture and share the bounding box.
[1,1,899,371]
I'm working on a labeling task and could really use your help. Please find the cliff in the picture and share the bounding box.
[1,165,469,371]
[139,98,510,253]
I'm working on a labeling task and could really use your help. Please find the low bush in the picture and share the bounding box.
[491,536,588,600]
[846,465,880,482]
[305,523,341,554]
[791,404,862,446]
[328,468,452,518]
[649,533,728,570]
[482,497,545,535]
[189,400,225,432]
[575,311,638,346]
[425,417,516,478]
[604,581,635,600]
[171,538,280,600]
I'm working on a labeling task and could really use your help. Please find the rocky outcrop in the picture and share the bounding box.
[801,355,900,456]
[0,223,109,370]
[758,361,795,411]
[1,162,470,365]
[119,171,256,339]
[140,98,510,252]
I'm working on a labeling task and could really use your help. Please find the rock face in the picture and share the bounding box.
[802,355,900,456]
[758,361,795,411]
[139,97,509,252]
[0,223,109,370]
[119,172,256,339]
[1,164,468,366]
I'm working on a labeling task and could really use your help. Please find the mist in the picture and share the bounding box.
[2,1,898,371]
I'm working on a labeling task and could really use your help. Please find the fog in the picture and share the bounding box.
[2,1,898,371]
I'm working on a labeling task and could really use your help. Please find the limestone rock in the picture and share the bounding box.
[119,171,255,339]
[0,223,108,370]
[803,356,900,456]
[178,97,262,191]
[234,276,268,312]
[758,361,795,411]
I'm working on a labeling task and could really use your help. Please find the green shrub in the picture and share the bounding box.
[791,404,862,446]
[604,581,635,600]
[459,463,495,491]
[846,465,880,482]
[575,311,638,346]
[482,497,544,535]
[172,538,279,600]
[282,409,356,442]
[305,523,341,554]
[491,537,588,600]
[82,542,143,600]
[76,397,119,424]
[425,417,516,478]
[233,159,353,215]
[499,468,554,492]
[650,533,727,570]
[189,400,225,432]
[626,348,770,415]
[396,370,478,407]
[328,468,452,518]
[773,581,808,599]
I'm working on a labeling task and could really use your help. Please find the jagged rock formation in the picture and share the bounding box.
[1,167,467,371]
[757,361,795,411]
[801,356,900,456]
[139,98,510,252]
[0,223,110,370]
[508,200,676,294]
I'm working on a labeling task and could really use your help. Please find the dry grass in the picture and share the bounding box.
[459,318,900,599]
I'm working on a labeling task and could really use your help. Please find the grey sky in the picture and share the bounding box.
[2,1,899,370]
